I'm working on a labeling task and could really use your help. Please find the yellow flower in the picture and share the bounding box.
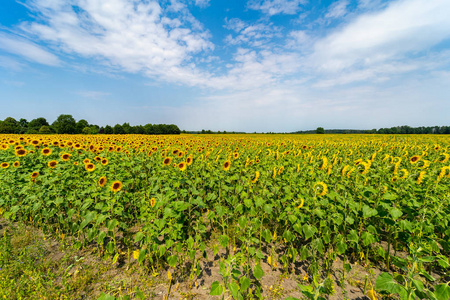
[150,197,156,207]
[178,161,187,171]
[398,169,409,179]
[13,161,20,167]
[41,148,52,156]
[297,198,304,209]
[314,182,328,197]
[223,160,231,171]
[186,155,193,165]
[15,149,27,157]
[111,181,123,192]
[61,153,71,161]
[410,155,420,164]
[1,162,9,169]
[251,171,260,183]
[31,171,39,179]
[98,176,107,187]
[416,171,426,185]
[85,163,96,172]
[366,289,378,300]
[163,157,172,166]
[48,160,58,168]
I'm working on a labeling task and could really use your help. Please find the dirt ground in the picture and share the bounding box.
[0,219,381,299]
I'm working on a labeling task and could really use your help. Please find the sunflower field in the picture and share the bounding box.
[1,134,450,299]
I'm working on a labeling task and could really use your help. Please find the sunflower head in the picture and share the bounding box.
[251,171,260,184]
[15,149,28,157]
[31,171,39,179]
[314,182,328,197]
[83,158,91,164]
[223,160,231,171]
[178,162,187,171]
[111,181,123,193]
[163,157,172,166]
[101,158,108,166]
[61,153,71,161]
[85,163,96,172]
[186,155,193,165]
[41,148,52,156]
[150,197,156,207]
[410,155,421,164]
[48,160,58,168]
[1,162,9,169]
[98,176,107,187]
[13,161,20,167]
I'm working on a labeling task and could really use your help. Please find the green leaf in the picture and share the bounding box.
[138,248,146,264]
[229,281,243,300]
[253,264,264,280]
[347,230,359,243]
[210,281,223,296]
[361,231,376,246]
[97,293,116,300]
[375,272,407,299]
[167,255,177,268]
[112,253,119,265]
[134,232,145,243]
[240,276,251,291]
[219,234,229,248]
[389,208,403,220]
[362,205,378,218]
[302,224,317,240]
[412,279,423,292]
[80,211,96,230]
[434,283,450,300]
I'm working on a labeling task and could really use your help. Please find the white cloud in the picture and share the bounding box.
[247,0,305,16]
[0,32,60,66]
[194,0,210,8]
[324,0,349,19]
[19,0,213,84]
[224,18,281,48]
[312,0,450,73]
[77,90,111,99]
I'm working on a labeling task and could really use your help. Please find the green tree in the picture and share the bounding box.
[0,117,20,133]
[51,114,77,134]
[316,127,325,134]
[104,125,113,134]
[76,119,89,134]
[28,118,49,132]
[39,125,52,134]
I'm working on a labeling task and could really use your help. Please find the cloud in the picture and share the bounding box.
[312,0,450,73]
[0,32,60,66]
[194,0,210,8]
[247,0,305,16]
[19,0,213,84]
[324,0,349,19]
[77,90,111,99]
[224,18,282,48]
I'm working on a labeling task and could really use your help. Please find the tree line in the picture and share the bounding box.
[292,125,450,134]
[0,114,181,135]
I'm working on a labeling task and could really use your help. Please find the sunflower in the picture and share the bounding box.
[172,149,179,155]
[94,156,102,162]
[178,162,187,171]
[223,160,231,171]
[233,152,239,160]
[111,181,123,193]
[297,198,305,209]
[74,162,79,166]
[178,151,184,158]
[13,161,20,167]
[48,160,58,168]
[342,165,350,176]
[163,157,172,166]
[416,171,426,185]
[314,182,328,197]
[15,149,28,157]
[1,162,9,169]
[83,158,91,164]
[98,176,107,187]
[437,153,449,164]
[31,171,39,179]
[251,171,260,183]
[186,155,193,165]
[101,158,108,166]
[85,163,96,172]
[150,197,156,207]
[61,153,71,161]
[410,155,420,164]
[398,169,409,179]
[41,148,52,156]
[31,139,40,146]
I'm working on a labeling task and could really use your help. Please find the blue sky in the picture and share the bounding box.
[1,0,449,132]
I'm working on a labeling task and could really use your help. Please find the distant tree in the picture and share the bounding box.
[104,125,113,134]
[76,119,89,133]
[98,126,105,134]
[316,127,325,134]
[39,125,52,134]
[19,118,28,133]
[0,117,20,133]
[52,114,77,134]
[113,124,124,134]
[28,118,49,132]
[144,124,154,134]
